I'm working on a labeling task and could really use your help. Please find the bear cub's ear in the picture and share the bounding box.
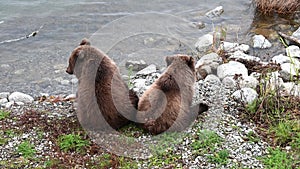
[186,56,195,69]
[165,56,175,66]
[79,38,91,46]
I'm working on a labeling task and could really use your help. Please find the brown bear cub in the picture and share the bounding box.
[66,38,138,130]
[136,55,197,135]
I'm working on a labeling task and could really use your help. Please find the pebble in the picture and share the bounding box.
[231,87,258,104]
[253,34,272,49]
[205,6,224,18]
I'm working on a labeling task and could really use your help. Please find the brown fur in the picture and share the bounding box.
[136,55,197,135]
[66,39,138,130]
[254,0,300,15]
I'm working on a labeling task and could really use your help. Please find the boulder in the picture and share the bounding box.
[229,51,260,62]
[8,92,34,103]
[217,61,248,80]
[195,34,213,52]
[286,45,300,58]
[232,88,258,104]
[136,64,156,76]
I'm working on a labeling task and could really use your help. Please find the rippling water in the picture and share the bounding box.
[0,0,298,96]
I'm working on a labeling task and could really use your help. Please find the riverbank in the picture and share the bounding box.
[1,28,299,168]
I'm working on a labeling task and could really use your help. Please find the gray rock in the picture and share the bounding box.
[60,80,70,85]
[253,35,272,49]
[271,54,290,64]
[136,64,156,76]
[221,42,250,53]
[195,34,213,52]
[125,60,148,71]
[222,76,236,88]
[8,92,34,103]
[0,92,10,99]
[204,74,221,84]
[132,79,147,89]
[286,45,300,58]
[232,88,258,104]
[196,53,222,74]
[239,76,259,89]
[292,26,300,39]
[217,61,248,80]
[0,98,8,105]
[280,63,300,81]
[70,78,78,84]
[229,51,260,62]
[205,6,224,18]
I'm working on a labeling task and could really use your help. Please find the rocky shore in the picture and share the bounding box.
[1,26,300,168]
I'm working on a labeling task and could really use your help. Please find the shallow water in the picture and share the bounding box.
[0,0,298,96]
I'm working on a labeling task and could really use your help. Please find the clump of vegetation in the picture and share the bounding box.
[191,129,223,152]
[208,149,229,165]
[0,110,10,120]
[262,147,293,169]
[58,133,90,153]
[17,141,36,158]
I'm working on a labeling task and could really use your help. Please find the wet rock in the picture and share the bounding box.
[195,34,213,53]
[232,88,258,104]
[190,22,205,29]
[125,60,148,71]
[253,35,272,49]
[136,64,157,76]
[196,53,222,74]
[205,6,224,18]
[286,45,300,58]
[229,51,260,62]
[239,76,259,89]
[217,61,248,80]
[0,92,10,99]
[8,92,34,103]
[279,63,300,81]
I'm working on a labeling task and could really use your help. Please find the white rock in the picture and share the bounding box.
[15,102,25,106]
[222,76,236,88]
[196,53,222,74]
[236,44,250,53]
[136,64,156,75]
[286,45,300,58]
[240,76,259,89]
[71,78,78,84]
[125,60,148,71]
[232,88,258,104]
[229,51,260,62]
[205,6,224,18]
[271,54,290,64]
[133,79,147,89]
[5,101,14,109]
[217,61,248,80]
[65,94,76,100]
[195,34,213,52]
[221,42,250,53]
[292,26,300,39]
[8,92,34,103]
[253,35,272,49]
[204,74,221,84]
[0,92,10,99]
[60,80,70,85]
[0,98,8,105]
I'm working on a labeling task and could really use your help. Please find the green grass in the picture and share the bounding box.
[57,133,90,153]
[0,110,10,120]
[17,141,36,158]
[262,148,293,169]
[191,130,223,152]
[208,149,229,165]
[246,131,260,143]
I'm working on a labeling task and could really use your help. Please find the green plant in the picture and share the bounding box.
[246,131,260,143]
[262,147,292,169]
[17,141,36,158]
[0,110,10,120]
[270,121,294,146]
[191,130,223,151]
[208,149,229,165]
[58,133,89,153]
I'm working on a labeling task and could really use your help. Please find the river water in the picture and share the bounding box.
[0,0,299,96]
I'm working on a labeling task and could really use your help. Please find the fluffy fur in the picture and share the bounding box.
[66,38,138,130]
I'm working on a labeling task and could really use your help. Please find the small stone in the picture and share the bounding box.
[5,101,14,109]
[204,74,221,84]
[190,22,205,29]
[64,94,76,100]
[282,82,300,96]
[229,51,261,62]
[0,98,8,105]
[15,102,25,106]
[205,6,224,18]
[280,63,300,81]
[271,54,290,64]
[217,61,248,80]
[222,76,236,88]
[8,92,34,103]
[232,88,258,104]
[136,64,156,75]
[0,92,10,99]
[239,76,259,89]
[71,78,78,84]
[253,35,272,49]
[286,45,300,58]
[133,79,147,89]
[195,34,213,52]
